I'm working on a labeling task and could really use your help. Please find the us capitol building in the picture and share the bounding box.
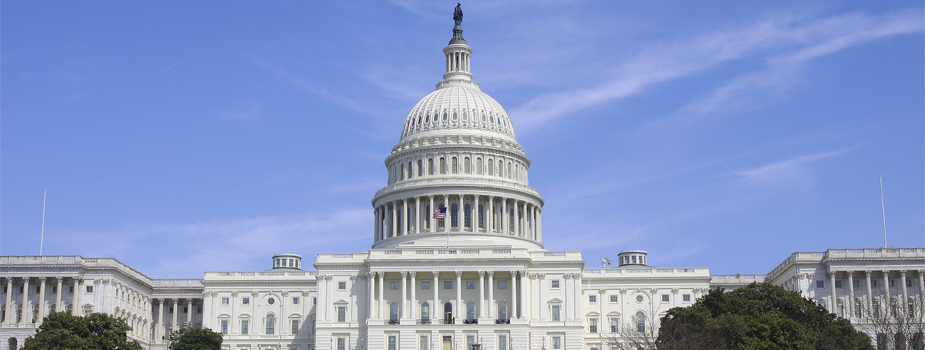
[2,8,923,350]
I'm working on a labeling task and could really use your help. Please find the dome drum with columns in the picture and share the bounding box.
[371,12,543,251]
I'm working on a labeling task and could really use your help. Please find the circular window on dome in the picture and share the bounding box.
[453,112,458,121]
[425,114,430,122]
[462,112,467,121]
[443,113,448,121]
[418,115,423,124]
[268,298,275,305]
[636,295,643,303]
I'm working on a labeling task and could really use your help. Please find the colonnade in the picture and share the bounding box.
[2,276,81,325]
[784,270,925,320]
[153,297,201,342]
[389,152,528,186]
[446,49,470,74]
[365,270,529,324]
[374,194,542,242]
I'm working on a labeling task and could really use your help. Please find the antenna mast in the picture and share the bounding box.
[879,175,887,248]
[40,188,47,255]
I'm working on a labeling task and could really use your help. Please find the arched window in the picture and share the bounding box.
[462,112,467,121]
[464,157,471,174]
[452,157,458,174]
[417,160,423,177]
[476,158,482,174]
[508,162,512,179]
[397,208,402,233]
[478,204,484,229]
[488,159,494,176]
[438,205,446,228]
[444,302,453,323]
[467,302,475,320]
[635,311,645,333]
[453,112,458,121]
[443,113,448,121]
[509,208,515,231]
[400,164,405,181]
[424,205,430,230]
[426,114,430,123]
[266,314,276,335]
[422,303,430,322]
[428,158,434,175]
[390,303,399,322]
[451,203,459,228]
[408,162,413,179]
[498,161,504,178]
[464,204,472,228]
[498,303,507,320]
[440,157,446,174]
[482,113,486,122]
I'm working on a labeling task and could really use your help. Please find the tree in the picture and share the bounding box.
[657,283,873,350]
[853,291,925,350]
[168,327,223,350]
[23,311,143,350]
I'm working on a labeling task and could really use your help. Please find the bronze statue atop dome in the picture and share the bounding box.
[453,3,463,25]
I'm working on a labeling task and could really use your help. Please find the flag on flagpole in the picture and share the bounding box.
[433,207,447,219]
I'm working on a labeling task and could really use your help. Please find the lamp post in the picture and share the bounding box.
[542,337,546,350]
[509,334,513,350]
[359,337,365,350]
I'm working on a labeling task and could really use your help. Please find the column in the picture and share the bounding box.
[230,293,237,336]
[919,271,925,307]
[55,277,63,313]
[901,271,908,317]
[501,199,508,234]
[487,197,494,233]
[368,272,376,319]
[400,272,408,319]
[509,271,517,320]
[519,271,527,320]
[459,194,465,231]
[378,272,385,319]
[563,274,571,320]
[403,199,409,235]
[429,196,435,233]
[171,299,178,333]
[882,271,890,316]
[846,271,855,318]
[72,277,82,316]
[455,272,462,322]
[4,278,13,323]
[538,274,545,321]
[513,201,519,236]
[443,195,449,233]
[155,299,163,342]
[537,208,542,242]
[37,277,47,322]
[186,299,193,328]
[473,195,480,232]
[828,272,837,314]
[22,277,31,323]
[573,273,581,320]
[865,271,873,316]
[374,207,380,242]
[487,272,494,318]
[432,272,439,322]
[478,272,485,318]
[410,272,417,320]
[317,276,325,321]
[392,202,398,237]
[415,197,422,234]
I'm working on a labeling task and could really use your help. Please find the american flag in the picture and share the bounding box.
[432,207,447,219]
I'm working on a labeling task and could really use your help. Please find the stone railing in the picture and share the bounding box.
[1,255,153,286]
[766,248,925,281]
[203,271,317,280]
[373,176,542,198]
[583,267,710,277]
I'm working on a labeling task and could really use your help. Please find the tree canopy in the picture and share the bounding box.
[23,311,143,350]
[168,327,224,350]
[657,283,873,350]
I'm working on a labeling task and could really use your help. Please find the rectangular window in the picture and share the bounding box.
[467,281,475,289]
[337,338,345,350]
[36,286,41,293]
[683,294,691,302]
[854,304,862,318]
[422,281,430,289]
[221,298,229,305]
[339,282,347,290]
[69,286,74,293]
[52,286,56,293]
[499,335,507,350]
[499,281,507,289]
[445,281,453,289]
[552,305,560,321]
[662,295,669,302]
[552,336,561,349]
[837,303,844,318]
[242,297,250,305]
[610,317,619,332]
[197,307,202,313]
[391,282,399,289]
[908,279,914,287]
[816,280,824,289]
[871,280,877,287]
[853,280,860,288]
[589,318,598,333]
[551,280,560,288]
[221,320,228,335]
[388,336,397,350]
[184,307,188,313]
[293,297,300,305]
[292,320,299,334]
[610,295,618,303]
[589,295,596,303]
[86,286,93,293]
[241,320,249,335]
[338,306,346,322]
[19,287,23,294]
[169,307,174,313]
[834,280,842,288]
[889,280,894,287]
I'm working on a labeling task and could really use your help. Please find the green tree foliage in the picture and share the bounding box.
[657,283,873,350]
[23,311,143,350]
[168,327,223,350]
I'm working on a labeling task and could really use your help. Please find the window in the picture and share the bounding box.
[610,295,618,303]
[871,280,877,288]
[293,297,299,305]
[266,314,275,334]
[422,302,430,322]
[853,280,860,288]
[451,203,458,227]
[552,305,560,321]
[390,303,399,322]
[466,281,475,289]
[292,320,299,334]
[466,335,474,350]
[661,295,669,302]
[837,302,844,318]
[636,312,646,333]
[422,335,431,350]
[389,335,397,350]
[391,282,399,289]
[184,307,189,313]
[338,306,346,322]
[445,281,453,289]
[467,302,475,320]
[589,318,598,333]
[835,280,843,288]
[499,302,507,320]
[816,280,824,289]
[908,279,914,287]
[313,297,317,305]
[169,307,174,313]
[551,280,560,288]
[220,320,228,335]
[854,303,862,318]
[242,297,250,305]
[464,204,472,227]
[499,281,507,289]
[610,317,619,332]
[86,286,93,293]
[422,281,430,289]
[499,335,508,350]
[69,286,74,293]
[197,307,202,313]
[338,282,346,290]
[683,294,691,302]
[241,320,249,334]
[552,336,561,349]
[589,295,597,303]
[889,280,895,288]
[337,338,345,350]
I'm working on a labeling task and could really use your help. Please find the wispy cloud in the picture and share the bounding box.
[732,149,850,189]
[218,99,262,121]
[511,9,923,131]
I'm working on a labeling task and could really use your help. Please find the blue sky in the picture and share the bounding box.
[2,1,922,278]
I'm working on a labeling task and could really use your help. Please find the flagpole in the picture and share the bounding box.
[40,188,47,255]
[880,175,887,249]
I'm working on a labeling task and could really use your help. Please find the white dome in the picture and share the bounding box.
[399,84,517,143]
